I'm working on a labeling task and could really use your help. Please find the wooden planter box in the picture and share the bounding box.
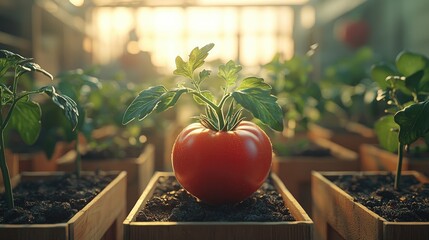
[312,171,429,240]
[58,144,155,212]
[123,172,313,240]
[360,144,429,175]
[0,171,127,240]
[272,138,359,214]
[308,123,378,153]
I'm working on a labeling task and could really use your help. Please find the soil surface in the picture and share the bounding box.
[0,172,116,224]
[136,175,295,222]
[330,173,429,222]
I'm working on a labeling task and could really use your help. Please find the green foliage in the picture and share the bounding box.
[262,49,322,133]
[123,43,283,132]
[371,51,429,150]
[371,50,429,189]
[0,49,79,209]
[322,47,383,127]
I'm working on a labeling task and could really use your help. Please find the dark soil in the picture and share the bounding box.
[0,171,116,224]
[136,175,295,222]
[330,173,429,222]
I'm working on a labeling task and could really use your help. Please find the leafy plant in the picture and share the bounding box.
[321,47,385,127]
[81,74,153,159]
[262,45,322,136]
[0,50,78,209]
[123,43,283,132]
[123,43,283,204]
[55,68,101,176]
[371,51,429,189]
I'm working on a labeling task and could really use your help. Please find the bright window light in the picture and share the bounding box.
[92,5,295,73]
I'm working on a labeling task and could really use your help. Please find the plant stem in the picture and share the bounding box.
[394,142,404,190]
[0,129,14,209]
[0,86,14,209]
[191,91,228,130]
[75,131,81,178]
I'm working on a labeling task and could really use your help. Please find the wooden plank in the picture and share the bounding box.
[124,172,313,240]
[70,171,127,240]
[312,171,429,240]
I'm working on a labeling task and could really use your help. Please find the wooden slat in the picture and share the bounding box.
[69,171,127,240]
[124,172,313,240]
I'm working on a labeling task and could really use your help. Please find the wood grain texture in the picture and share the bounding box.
[124,172,313,240]
[312,171,429,240]
[0,171,127,240]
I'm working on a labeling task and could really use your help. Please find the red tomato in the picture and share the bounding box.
[172,120,272,205]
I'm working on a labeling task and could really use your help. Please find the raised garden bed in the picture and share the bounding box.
[0,171,127,240]
[123,172,313,240]
[312,171,429,240]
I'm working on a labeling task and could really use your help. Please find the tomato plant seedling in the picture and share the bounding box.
[0,50,79,209]
[371,51,429,189]
[123,43,283,204]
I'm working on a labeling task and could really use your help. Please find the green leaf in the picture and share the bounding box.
[9,98,41,145]
[405,70,424,93]
[189,43,214,72]
[396,51,427,77]
[122,86,168,124]
[193,90,215,105]
[374,115,399,152]
[232,77,283,131]
[370,63,397,90]
[198,69,211,85]
[173,43,214,79]
[42,86,79,130]
[218,60,242,87]
[394,99,429,145]
[156,88,188,112]
[236,77,271,91]
[18,62,53,79]
[173,56,191,79]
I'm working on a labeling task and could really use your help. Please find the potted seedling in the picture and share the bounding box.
[0,50,127,240]
[312,51,429,240]
[359,51,429,174]
[122,43,313,240]
[262,47,359,213]
[56,71,155,211]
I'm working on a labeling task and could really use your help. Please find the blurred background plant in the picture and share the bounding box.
[319,47,386,128]
[262,44,323,138]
